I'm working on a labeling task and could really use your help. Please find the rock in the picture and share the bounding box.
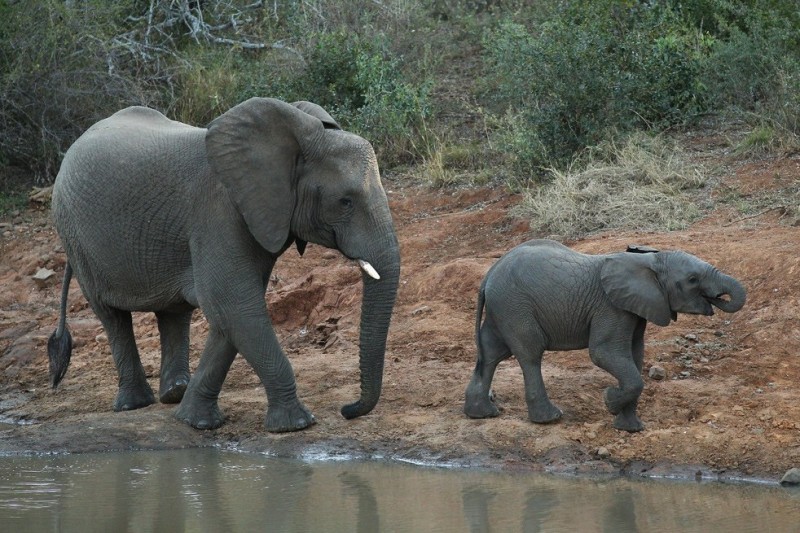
[32,267,56,288]
[597,447,611,458]
[780,468,800,486]
[648,365,666,380]
[411,305,431,316]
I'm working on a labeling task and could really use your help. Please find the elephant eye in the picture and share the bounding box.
[339,197,353,208]
[688,275,699,284]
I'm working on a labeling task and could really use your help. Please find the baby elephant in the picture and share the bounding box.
[464,239,746,432]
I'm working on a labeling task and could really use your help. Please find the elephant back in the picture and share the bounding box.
[52,107,203,303]
[54,107,206,212]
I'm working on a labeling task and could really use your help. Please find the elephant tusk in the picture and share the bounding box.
[358,260,380,280]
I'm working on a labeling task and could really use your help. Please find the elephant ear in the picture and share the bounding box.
[600,253,673,327]
[206,97,324,254]
[292,101,341,130]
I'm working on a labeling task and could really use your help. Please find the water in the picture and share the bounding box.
[0,448,797,532]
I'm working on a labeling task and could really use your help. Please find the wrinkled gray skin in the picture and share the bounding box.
[49,98,400,433]
[464,239,746,432]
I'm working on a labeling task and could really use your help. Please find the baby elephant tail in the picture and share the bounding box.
[475,275,488,351]
[48,263,74,388]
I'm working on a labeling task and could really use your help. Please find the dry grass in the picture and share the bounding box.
[515,133,708,239]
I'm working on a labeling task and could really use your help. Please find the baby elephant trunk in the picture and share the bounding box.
[709,270,746,314]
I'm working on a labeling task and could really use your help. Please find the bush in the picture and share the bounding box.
[178,30,432,165]
[699,5,800,142]
[0,1,433,179]
[297,32,432,164]
[483,2,712,176]
[0,0,164,181]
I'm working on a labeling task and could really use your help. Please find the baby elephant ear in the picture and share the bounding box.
[292,101,341,130]
[600,253,673,326]
[206,98,323,254]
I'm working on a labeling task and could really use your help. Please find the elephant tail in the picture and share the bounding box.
[48,262,74,388]
[475,275,488,351]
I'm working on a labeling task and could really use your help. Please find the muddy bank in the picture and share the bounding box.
[0,406,782,487]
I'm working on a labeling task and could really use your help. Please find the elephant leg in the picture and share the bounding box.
[464,321,510,419]
[175,325,236,429]
[515,346,563,425]
[218,305,315,433]
[590,344,645,433]
[93,304,155,411]
[611,319,647,432]
[155,310,192,404]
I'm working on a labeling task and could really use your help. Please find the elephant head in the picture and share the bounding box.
[601,249,746,326]
[205,98,400,419]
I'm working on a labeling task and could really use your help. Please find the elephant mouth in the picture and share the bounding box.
[704,293,733,313]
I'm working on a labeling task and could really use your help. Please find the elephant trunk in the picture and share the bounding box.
[709,270,746,314]
[340,238,400,420]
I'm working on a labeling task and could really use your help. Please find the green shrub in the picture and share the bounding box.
[699,5,800,141]
[178,30,432,165]
[298,32,431,164]
[483,2,713,176]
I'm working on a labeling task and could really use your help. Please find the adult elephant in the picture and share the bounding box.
[464,239,746,432]
[48,98,400,433]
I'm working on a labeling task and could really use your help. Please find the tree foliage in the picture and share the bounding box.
[0,0,796,184]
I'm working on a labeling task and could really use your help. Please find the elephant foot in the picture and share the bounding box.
[266,401,316,433]
[603,385,642,415]
[612,412,644,433]
[528,401,563,424]
[175,400,225,430]
[159,375,190,404]
[113,386,155,412]
[464,387,500,419]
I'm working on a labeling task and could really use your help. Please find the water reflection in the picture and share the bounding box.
[0,449,797,532]
[522,486,558,533]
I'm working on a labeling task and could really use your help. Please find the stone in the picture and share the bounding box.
[411,305,431,316]
[597,447,611,458]
[780,467,800,486]
[648,365,666,380]
[32,267,55,288]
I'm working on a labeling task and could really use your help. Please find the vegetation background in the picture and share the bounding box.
[1,0,798,236]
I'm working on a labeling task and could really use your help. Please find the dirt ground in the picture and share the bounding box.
[1,138,799,485]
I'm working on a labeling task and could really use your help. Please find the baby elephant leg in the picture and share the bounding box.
[464,322,509,418]
[590,348,644,432]
[515,349,563,424]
